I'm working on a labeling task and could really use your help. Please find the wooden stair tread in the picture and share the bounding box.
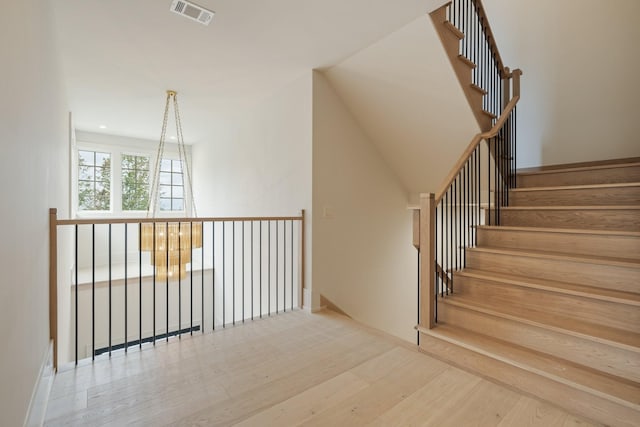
[444,21,464,39]
[467,246,640,269]
[511,182,640,192]
[421,323,640,408]
[517,161,640,176]
[481,109,497,119]
[442,296,640,351]
[501,205,640,211]
[456,268,640,305]
[457,54,476,69]
[469,83,486,95]
[476,225,640,238]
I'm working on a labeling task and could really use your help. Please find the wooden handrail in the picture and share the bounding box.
[435,70,521,204]
[55,214,303,226]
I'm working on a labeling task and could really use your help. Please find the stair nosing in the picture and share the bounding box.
[511,182,640,192]
[500,205,640,210]
[467,246,640,268]
[419,324,640,409]
[476,225,640,237]
[517,162,640,176]
[455,267,640,306]
[457,54,476,69]
[441,297,640,352]
[469,83,486,95]
[444,21,464,39]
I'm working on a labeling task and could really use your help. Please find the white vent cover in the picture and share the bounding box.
[170,0,214,26]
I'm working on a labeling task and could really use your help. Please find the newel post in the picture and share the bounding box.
[419,194,436,329]
[49,208,58,371]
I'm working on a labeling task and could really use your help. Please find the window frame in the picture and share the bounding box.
[73,133,193,219]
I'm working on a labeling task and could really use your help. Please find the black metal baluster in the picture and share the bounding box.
[260,221,263,318]
[178,222,182,338]
[291,220,294,310]
[153,223,156,344]
[212,221,215,330]
[223,221,226,328]
[242,221,245,323]
[92,224,95,360]
[166,222,169,342]
[232,221,235,326]
[251,221,254,320]
[139,223,142,349]
[276,220,279,313]
[201,221,204,333]
[190,222,193,335]
[74,224,78,364]
[268,220,271,315]
[125,223,128,352]
[108,223,112,357]
[283,220,286,312]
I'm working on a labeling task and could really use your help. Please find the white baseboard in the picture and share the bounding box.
[302,288,323,313]
[24,341,55,427]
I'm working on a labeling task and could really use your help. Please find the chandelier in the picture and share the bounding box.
[140,90,202,280]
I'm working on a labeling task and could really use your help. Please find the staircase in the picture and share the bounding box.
[419,158,640,427]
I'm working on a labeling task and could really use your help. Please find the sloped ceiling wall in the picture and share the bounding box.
[323,15,479,196]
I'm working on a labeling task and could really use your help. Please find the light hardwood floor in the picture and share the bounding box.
[44,310,598,426]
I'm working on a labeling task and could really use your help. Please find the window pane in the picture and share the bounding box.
[137,156,149,170]
[159,185,171,198]
[172,160,183,173]
[78,150,94,166]
[160,159,172,172]
[79,166,94,180]
[77,150,111,211]
[159,198,171,211]
[172,172,183,186]
[159,172,171,185]
[95,152,111,168]
[173,185,184,199]
[172,198,184,211]
[122,154,150,211]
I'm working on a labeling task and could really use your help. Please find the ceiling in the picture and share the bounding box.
[52,0,442,144]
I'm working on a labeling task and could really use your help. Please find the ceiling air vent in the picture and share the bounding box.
[170,0,214,26]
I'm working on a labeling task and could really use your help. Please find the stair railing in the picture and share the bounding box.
[417,0,522,330]
[49,210,306,370]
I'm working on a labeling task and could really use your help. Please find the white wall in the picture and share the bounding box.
[312,71,418,342]
[484,0,640,167]
[0,0,69,425]
[192,73,313,307]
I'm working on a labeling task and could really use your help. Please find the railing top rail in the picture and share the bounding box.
[435,90,520,204]
[53,213,303,226]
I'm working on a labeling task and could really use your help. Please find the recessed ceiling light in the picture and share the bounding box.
[99,125,107,129]
[170,136,177,140]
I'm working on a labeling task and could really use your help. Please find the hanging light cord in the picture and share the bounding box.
[146,90,197,218]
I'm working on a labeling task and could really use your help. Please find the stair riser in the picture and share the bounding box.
[510,186,640,207]
[439,302,640,382]
[455,276,640,333]
[476,228,640,260]
[466,250,639,293]
[517,165,640,188]
[498,208,640,232]
[418,332,640,427]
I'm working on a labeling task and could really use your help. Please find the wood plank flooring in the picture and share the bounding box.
[44,310,598,426]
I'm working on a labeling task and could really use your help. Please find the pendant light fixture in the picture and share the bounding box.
[140,90,202,280]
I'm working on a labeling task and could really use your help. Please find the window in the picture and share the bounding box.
[121,154,150,211]
[74,134,192,217]
[78,150,111,211]
[159,159,184,211]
